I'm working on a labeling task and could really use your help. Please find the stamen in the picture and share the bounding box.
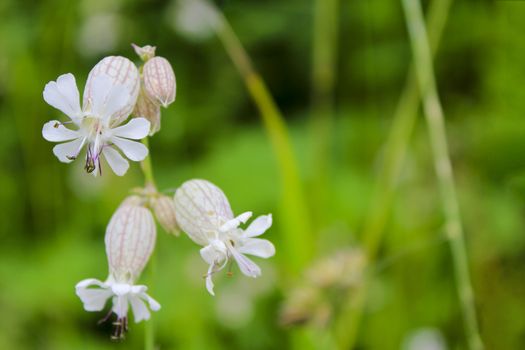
[98,309,113,325]
[53,120,74,128]
[98,155,102,176]
[85,146,96,173]
[227,260,234,277]
[110,317,127,341]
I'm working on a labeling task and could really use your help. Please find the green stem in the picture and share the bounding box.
[334,0,453,347]
[144,308,155,350]
[141,136,157,350]
[144,250,156,350]
[213,11,313,273]
[141,137,157,188]
[310,0,339,227]
[402,0,483,348]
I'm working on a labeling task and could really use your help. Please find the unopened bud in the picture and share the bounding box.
[152,195,181,236]
[105,197,156,283]
[132,43,156,62]
[133,88,161,135]
[143,56,176,107]
[83,56,140,126]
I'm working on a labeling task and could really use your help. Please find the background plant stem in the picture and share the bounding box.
[213,12,313,273]
[334,0,453,347]
[310,0,339,228]
[402,0,483,348]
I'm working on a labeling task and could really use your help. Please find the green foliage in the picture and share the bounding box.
[0,0,523,348]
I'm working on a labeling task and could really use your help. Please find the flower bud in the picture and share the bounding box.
[132,43,156,62]
[105,198,156,283]
[133,87,161,135]
[152,195,181,236]
[83,56,140,126]
[143,56,176,107]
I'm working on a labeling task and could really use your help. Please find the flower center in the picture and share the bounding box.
[81,116,106,174]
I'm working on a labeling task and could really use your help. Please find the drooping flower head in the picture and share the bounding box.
[173,179,275,295]
[76,196,160,339]
[42,56,151,176]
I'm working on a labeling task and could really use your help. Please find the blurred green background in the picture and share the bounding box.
[0,0,523,349]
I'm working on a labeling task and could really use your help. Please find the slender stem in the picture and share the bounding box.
[213,11,314,272]
[141,137,156,188]
[334,0,453,347]
[144,249,157,350]
[144,305,155,350]
[402,0,483,348]
[141,136,157,350]
[310,0,339,227]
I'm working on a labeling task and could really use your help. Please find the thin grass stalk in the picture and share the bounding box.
[402,0,483,348]
[213,12,313,273]
[334,0,453,347]
[310,0,339,227]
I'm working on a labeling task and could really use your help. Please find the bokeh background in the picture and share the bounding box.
[0,0,523,349]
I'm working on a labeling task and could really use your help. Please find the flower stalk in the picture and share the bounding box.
[141,137,156,188]
[402,0,483,348]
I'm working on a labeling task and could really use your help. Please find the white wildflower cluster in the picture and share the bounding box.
[42,45,176,176]
[42,45,275,340]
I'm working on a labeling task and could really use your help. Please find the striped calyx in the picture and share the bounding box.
[143,56,176,108]
[105,198,156,283]
[84,56,140,126]
[152,195,181,236]
[173,179,234,246]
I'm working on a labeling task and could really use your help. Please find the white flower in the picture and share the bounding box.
[76,277,160,335]
[42,61,149,176]
[76,199,159,338]
[174,179,275,295]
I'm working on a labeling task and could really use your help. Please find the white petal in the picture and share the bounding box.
[229,248,261,278]
[111,137,148,161]
[205,263,215,296]
[238,238,275,258]
[43,73,82,120]
[200,245,218,265]
[220,211,253,232]
[141,293,161,311]
[104,84,133,122]
[102,147,129,176]
[244,214,273,238]
[84,56,140,125]
[75,278,108,289]
[111,283,132,296]
[89,75,113,117]
[112,295,129,319]
[111,118,151,139]
[42,120,80,142]
[52,138,84,163]
[75,278,113,312]
[129,295,150,323]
